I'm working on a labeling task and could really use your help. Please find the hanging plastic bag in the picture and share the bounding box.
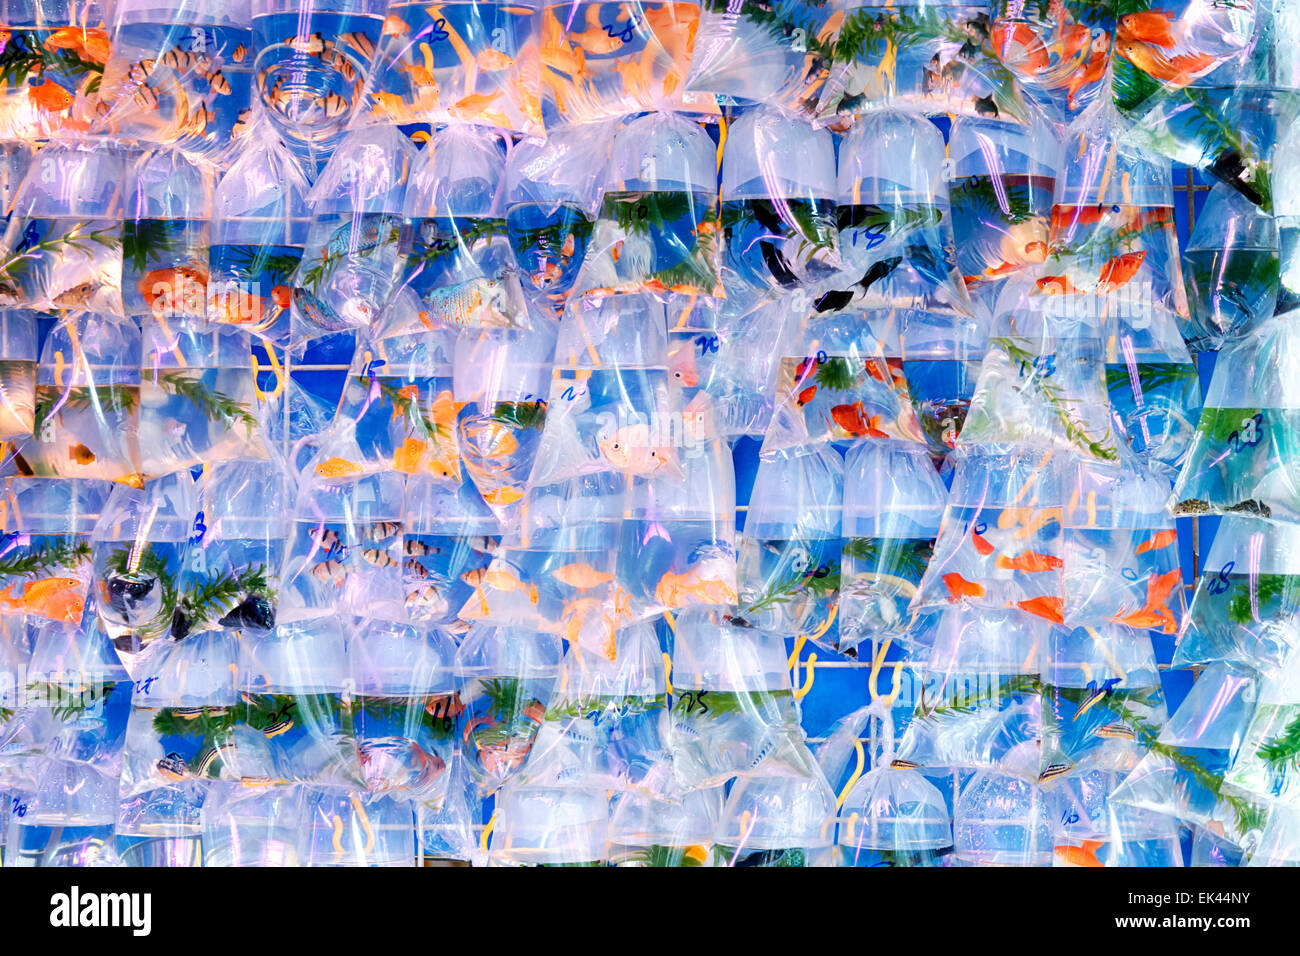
[349,619,458,799]
[505,123,610,309]
[710,750,837,866]
[278,438,406,624]
[818,110,974,319]
[719,106,841,297]
[94,1,254,160]
[1171,309,1300,520]
[833,702,954,866]
[11,313,141,486]
[571,111,724,299]
[607,776,720,866]
[250,0,389,165]
[401,474,501,631]
[894,607,1044,780]
[487,782,608,866]
[0,478,109,625]
[453,304,557,526]
[201,782,307,864]
[0,6,110,141]
[392,125,519,331]
[298,789,416,866]
[763,312,927,454]
[668,609,808,788]
[816,0,1031,129]
[1063,459,1185,634]
[234,617,361,787]
[366,0,544,136]
[1223,656,1300,807]
[736,442,842,642]
[537,0,716,129]
[290,125,416,346]
[1176,516,1300,670]
[416,752,483,864]
[989,0,1112,118]
[455,625,562,793]
[684,0,842,113]
[9,759,122,865]
[838,441,945,656]
[1181,182,1280,350]
[911,446,1067,624]
[953,770,1055,865]
[0,310,37,440]
[0,141,127,314]
[171,459,287,639]
[947,115,1058,308]
[896,308,987,467]
[90,471,195,676]
[207,122,311,336]
[140,318,268,479]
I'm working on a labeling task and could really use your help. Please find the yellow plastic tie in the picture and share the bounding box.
[785,633,807,672]
[835,738,866,810]
[662,652,673,697]
[480,809,498,853]
[794,654,817,700]
[251,346,286,401]
[350,795,376,854]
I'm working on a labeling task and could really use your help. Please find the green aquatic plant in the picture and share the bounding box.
[157,371,259,434]
[0,538,91,578]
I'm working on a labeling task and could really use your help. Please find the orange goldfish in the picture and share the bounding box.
[480,485,524,507]
[27,78,75,111]
[796,384,817,406]
[971,531,995,556]
[315,457,363,478]
[669,345,700,387]
[551,562,615,590]
[598,424,675,476]
[1117,10,1177,47]
[943,573,986,601]
[567,4,629,54]
[655,569,737,608]
[831,402,889,439]
[1036,274,1083,295]
[1066,42,1108,109]
[0,576,84,622]
[393,437,427,474]
[1117,40,1214,86]
[1135,529,1177,555]
[1110,568,1181,633]
[138,266,208,315]
[1015,594,1065,624]
[1096,250,1146,292]
[477,48,515,71]
[996,550,1064,573]
[382,14,409,36]
[452,89,503,114]
[991,21,1052,74]
[1054,839,1105,867]
[44,26,110,63]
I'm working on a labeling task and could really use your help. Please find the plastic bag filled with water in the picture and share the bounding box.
[838,440,945,656]
[514,623,671,791]
[140,318,268,479]
[486,782,608,866]
[892,308,986,467]
[401,473,501,631]
[1222,654,1300,808]
[668,609,806,788]
[0,3,111,141]
[251,0,389,165]
[453,303,556,525]
[718,106,841,298]
[505,122,610,309]
[989,0,1113,118]
[200,782,307,865]
[684,0,842,114]
[537,0,717,129]
[0,141,127,314]
[816,110,974,319]
[607,775,720,866]
[893,607,1044,780]
[206,122,310,335]
[947,115,1058,311]
[455,624,561,793]
[0,310,37,440]
[90,471,195,675]
[617,437,736,619]
[366,0,544,136]
[1176,517,1300,670]
[10,313,141,485]
[1180,182,1280,349]
[416,752,482,863]
[572,111,723,299]
[170,458,287,640]
[278,437,405,623]
[735,442,842,642]
[710,751,837,865]
[952,770,1055,864]
[233,617,363,787]
[912,446,1067,625]
[348,618,458,799]
[290,125,416,346]
[94,0,254,160]
[393,124,522,332]
[815,0,1032,129]
[297,788,418,866]
[763,311,926,454]
[0,478,108,626]
[1063,459,1185,635]
[1171,309,1300,520]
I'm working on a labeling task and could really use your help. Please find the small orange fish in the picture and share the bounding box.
[796,384,817,406]
[315,456,363,478]
[1066,43,1108,109]
[1054,839,1105,867]
[971,531,995,556]
[271,284,293,309]
[68,442,96,465]
[0,576,84,622]
[452,89,503,114]
[382,14,409,36]
[1117,10,1177,48]
[669,345,699,387]
[831,402,889,439]
[551,562,614,590]
[655,569,737,608]
[392,437,427,474]
[1096,250,1146,293]
[1015,594,1065,624]
[1117,40,1214,86]
[138,266,208,315]
[27,78,75,111]
[480,485,524,507]
[991,21,1052,74]
[44,26,110,63]
[1135,529,1177,555]
[943,573,986,601]
[996,550,1064,573]
[477,48,515,71]
[1035,274,1083,295]
[1110,568,1181,633]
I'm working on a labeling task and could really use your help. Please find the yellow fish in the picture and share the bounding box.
[480,485,524,507]
[316,457,363,478]
[551,562,614,590]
